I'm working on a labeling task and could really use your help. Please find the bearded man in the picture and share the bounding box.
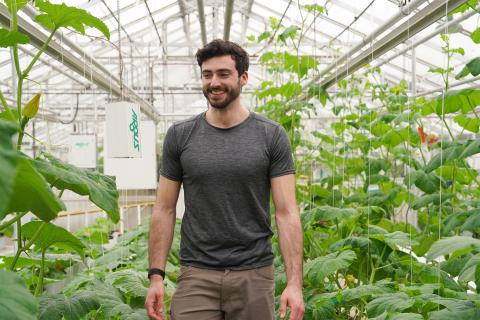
[145,39,304,320]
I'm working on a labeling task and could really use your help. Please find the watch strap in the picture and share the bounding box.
[148,268,166,280]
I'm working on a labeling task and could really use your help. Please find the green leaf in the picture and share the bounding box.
[0,120,18,216]
[0,270,37,320]
[33,153,119,223]
[410,193,451,210]
[91,281,147,319]
[390,313,423,320]
[3,0,28,12]
[277,25,299,43]
[424,145,464,172]
[257,31,271,42]
[413,170,444,194]
[22,221,86,257]
[426,236,480,261]
[366,293,414,318]
[38,291,99,320]
[456,57,480,79]
[459,139,480,159]
[460,208,480,231]
[428,300,480,319]
[471,27,480,44]
[94,246,132,269]
[458,252,480,283]
[106,270,149,298]
[305,250,356,286]
[5,156,65,221]
[342,284,395,302]
[369,231,418,250]
[0,28,29,47]
[454,114,480,133]
[35,0,110,39]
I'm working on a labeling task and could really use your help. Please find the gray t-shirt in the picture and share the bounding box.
[160,111,295,270]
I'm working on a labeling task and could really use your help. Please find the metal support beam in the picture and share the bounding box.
[0,4,160,122]
[197,0,208,45]
[223,0,234,40]
[241,0,254,40]
[313,0,427,86]
[318,0,467,89]
[371,5,478,70]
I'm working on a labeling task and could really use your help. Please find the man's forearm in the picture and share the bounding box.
[148,205,177,270]
[276,209,304,288]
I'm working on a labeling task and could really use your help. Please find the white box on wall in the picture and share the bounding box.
[105,101,141,158]
[104,121,157,189]
[68,134,97,168]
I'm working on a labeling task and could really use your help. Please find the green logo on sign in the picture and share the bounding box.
[129,109,140,151]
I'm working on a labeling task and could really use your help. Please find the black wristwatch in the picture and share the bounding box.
[148,268,166,280]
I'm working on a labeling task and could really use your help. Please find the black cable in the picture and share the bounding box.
[58,93,79,124]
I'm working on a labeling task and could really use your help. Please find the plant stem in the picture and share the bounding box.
[22,30,57,79]
[0,90,15,120]
[0,212,27,232]
[34,249,46,297]
[10,223,46,270]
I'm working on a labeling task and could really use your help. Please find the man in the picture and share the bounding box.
[145,39,304,320]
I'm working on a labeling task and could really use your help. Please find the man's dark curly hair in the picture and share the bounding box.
[195,39,249,76]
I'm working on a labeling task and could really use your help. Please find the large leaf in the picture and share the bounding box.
[33,153,119,223]
[3,0,28,12]
[426,236,480,261]
[0,120,18,217]
[92,281,147,320]
[94,246,132,269]
[424,145,464,173]
[454,114,480,133]
[458,252,480,283]
[369,231,418,250]
[38,291,99,320]
[341,283,395,302]
[460,208,480,231]
[390,314,423,320]
[410,193,451,210]
[455,57,480,79]
[366,293,414,318]
[0,28,29,47]
[22,221,86,257]
[304,250,356,285]
[35,0,110,39]
[0,270,38,320]
[459,139,480,159]
[5,156,65,221]
[106,270,149,298]
[413,170,444,194]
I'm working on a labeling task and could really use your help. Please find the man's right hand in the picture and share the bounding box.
[145,277,166,320]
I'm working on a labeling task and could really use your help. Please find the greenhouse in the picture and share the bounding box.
[1,0,480,319]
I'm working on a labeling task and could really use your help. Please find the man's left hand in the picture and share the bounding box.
[279,284,304,320]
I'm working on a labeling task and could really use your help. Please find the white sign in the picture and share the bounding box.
[104,121,157,189]
[68,134,97,168]
[105,101,141,158]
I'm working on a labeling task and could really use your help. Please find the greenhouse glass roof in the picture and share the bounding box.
[0,0,479,149]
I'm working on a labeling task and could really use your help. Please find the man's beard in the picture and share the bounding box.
[202,83,241,109]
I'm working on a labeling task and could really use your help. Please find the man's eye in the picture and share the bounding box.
[203,74,212,78]
[220,73,230,77]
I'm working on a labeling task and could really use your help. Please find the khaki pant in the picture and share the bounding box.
[170,264,275,320]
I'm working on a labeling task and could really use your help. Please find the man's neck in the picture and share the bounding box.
[205,103,250,129]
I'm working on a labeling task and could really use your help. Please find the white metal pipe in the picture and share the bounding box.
[316,0,428,78]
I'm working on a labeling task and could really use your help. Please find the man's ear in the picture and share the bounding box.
[239,71,248,86]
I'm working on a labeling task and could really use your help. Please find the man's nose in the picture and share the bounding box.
[210,74,222,87]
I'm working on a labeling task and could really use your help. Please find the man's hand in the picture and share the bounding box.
[279,284,304,320]
[145,277,166,320]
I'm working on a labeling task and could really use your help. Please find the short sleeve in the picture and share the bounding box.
[269,125,295,178]
[160,125,183,181]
